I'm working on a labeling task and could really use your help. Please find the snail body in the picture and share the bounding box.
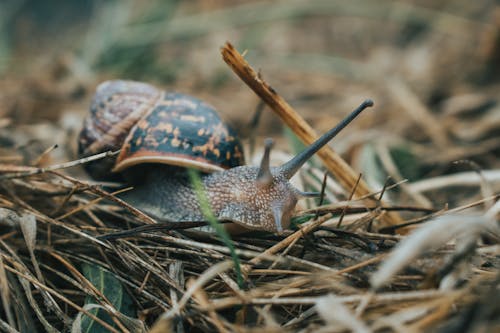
[79,80,372,233]
[118,163,297,232]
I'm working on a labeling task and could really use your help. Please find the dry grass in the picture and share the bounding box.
[0,1,499,332]
[0,148,498,332]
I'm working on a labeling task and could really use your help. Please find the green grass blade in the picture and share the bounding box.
[187,169,244,288]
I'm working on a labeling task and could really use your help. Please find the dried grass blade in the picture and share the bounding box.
[162,260,234,319]
[246,213,334,270]
[18,278,59,333]
[0,255,15,328]
[0,318,19,333]
[316,294,371,333]
[371,214,498,289]
[18,213,43,281]
[0,151,119,180]
[3,264,120,333]
[207,289,449,311]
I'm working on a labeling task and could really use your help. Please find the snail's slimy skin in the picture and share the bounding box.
[120,165,298,233]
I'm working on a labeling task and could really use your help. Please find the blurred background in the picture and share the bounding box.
[0,0,499,206]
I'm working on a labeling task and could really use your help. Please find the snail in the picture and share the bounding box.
[79,80,372,234]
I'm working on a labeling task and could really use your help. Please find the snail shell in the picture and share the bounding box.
[78,80,244,180]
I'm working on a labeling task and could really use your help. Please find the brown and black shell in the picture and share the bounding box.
[114,92,245,174]
[78,80,161,180]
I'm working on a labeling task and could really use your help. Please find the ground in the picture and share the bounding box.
[0,1,499,332]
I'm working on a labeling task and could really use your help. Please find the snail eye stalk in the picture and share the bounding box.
[279,99,373,180]
[256,138,274,187]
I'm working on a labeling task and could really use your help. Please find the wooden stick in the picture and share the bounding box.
[221,42,402,227]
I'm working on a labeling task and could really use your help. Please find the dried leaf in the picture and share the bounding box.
[19,213,36,255]
[0,208,21,227]
[18,212,45,284]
